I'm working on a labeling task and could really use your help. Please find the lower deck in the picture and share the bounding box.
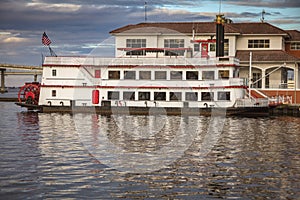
[16,103,270,117]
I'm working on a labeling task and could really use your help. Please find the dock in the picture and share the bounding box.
[270,104,300,117]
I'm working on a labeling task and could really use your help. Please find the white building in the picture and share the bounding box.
[110,21,300,103]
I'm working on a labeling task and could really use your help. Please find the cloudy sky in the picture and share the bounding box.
[1,0,300,66]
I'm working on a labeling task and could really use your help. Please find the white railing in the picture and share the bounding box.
[235,98,269,108]
[44,56,239,66]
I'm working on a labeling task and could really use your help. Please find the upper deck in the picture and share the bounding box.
[43,56,239,67]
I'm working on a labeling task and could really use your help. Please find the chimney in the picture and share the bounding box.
[216,14,224,57]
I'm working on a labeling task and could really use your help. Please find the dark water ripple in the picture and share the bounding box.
[0,102,299,199]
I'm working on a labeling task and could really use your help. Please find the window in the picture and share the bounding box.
[139,71,151,80]
[224,39,229,56]
[186,71,198,80]
[126,39,146,48]
[252,73,262,88]
[154,92,166,101]
[126,39,146,56]
[108,71,120,79]
[201,92,214,101]
[52,90,56,97]
[124,71,136,80]
[210,43,216,52]
[170,92,182,101]
[170,71,182,80]
[123,91,135,100]
[138,92,150,100]
[155,71,167,80]
[165,50,185,56]
[164,39,185,56]
[164,39,184,48]
[194,43,200,52]
[202,71,215,80]
[52,69,56,76]
[108,91,119,100]
[287,69,294,81]
[218,70,230,79]
[248,39,270,48]
[126,50,146,56]
[217,92,230,101]
[291,42,300,50]
[186,92,198,101]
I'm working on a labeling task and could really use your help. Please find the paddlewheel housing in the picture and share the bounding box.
[18,82,40,105]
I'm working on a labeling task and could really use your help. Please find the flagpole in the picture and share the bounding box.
[48,45,57,57]
[42,32,57,57]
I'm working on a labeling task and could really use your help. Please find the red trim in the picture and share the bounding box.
[42,64,238,68]
[42,64,82,67]
[41,85,247,90]
[117,47,192,51]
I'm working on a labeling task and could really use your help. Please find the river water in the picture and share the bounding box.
[0,102,299,199]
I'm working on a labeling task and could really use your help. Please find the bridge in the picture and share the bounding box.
[0,64,43,93]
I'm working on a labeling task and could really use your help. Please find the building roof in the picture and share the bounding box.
[286,30,300,41]
[230,23,287,35]
[236,50,299,63]
[110,22,288,36]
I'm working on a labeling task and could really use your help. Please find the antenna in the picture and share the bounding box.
[144,1,147,22]
[261,9,266,22]
[219,0,222,14]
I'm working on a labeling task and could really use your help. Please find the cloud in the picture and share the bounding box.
[224,0,300,8]
[26,2,82,12]
[0,0,299,66]
[2,37,29,43]
[0,32,30,44]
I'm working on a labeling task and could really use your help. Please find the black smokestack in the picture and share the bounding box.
[216,15,224,57]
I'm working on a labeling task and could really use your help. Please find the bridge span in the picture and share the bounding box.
[0,64,43,93]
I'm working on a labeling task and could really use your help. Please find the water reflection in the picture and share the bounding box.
[75,114,203,173]
[0,102,299,199]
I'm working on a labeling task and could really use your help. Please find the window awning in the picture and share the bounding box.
[190,39,216,43]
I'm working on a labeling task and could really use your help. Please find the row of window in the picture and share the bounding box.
[126,39,185,49]
[248,39,270,48]
[108,70,230,80]
[51,89,230,101]
[51,69,231,80]
[107,91,231,101]
[125,38,272,54]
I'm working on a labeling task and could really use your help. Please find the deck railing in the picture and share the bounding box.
[235,98,269,108]
[44,56,239,66]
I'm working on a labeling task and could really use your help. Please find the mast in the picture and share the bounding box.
[144,1,147,22]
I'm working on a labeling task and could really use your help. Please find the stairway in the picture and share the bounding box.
[247,88,268,98]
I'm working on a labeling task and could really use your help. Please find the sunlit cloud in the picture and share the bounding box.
[0,32,29,44]
[2,37,29,43]
[26,2,81,12]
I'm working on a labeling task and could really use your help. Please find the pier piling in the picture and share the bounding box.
[0,69,7,93]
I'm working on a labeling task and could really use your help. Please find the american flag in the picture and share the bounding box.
[42,32,51,46]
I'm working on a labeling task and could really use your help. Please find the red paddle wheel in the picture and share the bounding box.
[18,82,41,105]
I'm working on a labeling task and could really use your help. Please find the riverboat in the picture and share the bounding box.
[16,15,270,116]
